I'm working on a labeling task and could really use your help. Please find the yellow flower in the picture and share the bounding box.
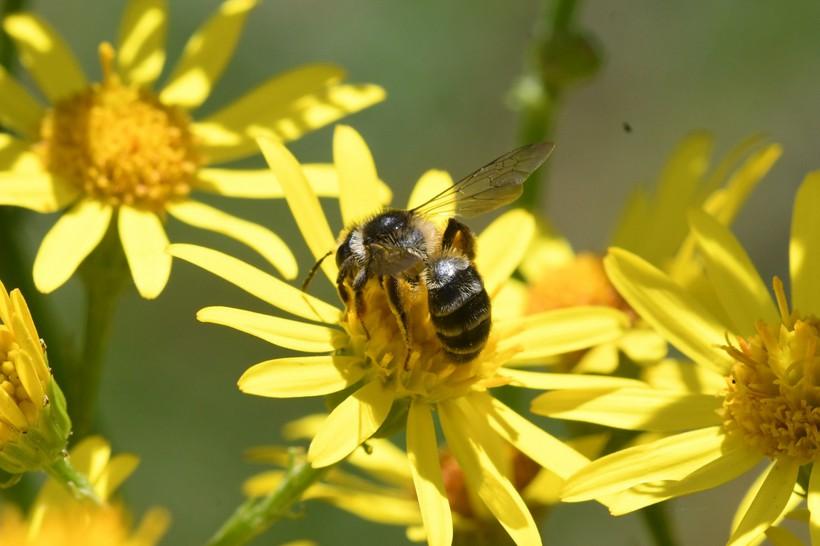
[0,0,384,298]
[553,172,820,546]
[171,125,635,546]
[244,414,608,544]
[516,132,781,374]
[0,281,70,475]
[0,436,169,546]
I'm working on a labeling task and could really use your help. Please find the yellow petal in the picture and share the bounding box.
[616,329,668,364]
[606,440,759,515]
[473,393,589,480]
[170,244,340,323]
[11,349,43,409]
[195,165,341,198]
[728,459,800,546]
[33,199,112,293]
[3,13,85,102]
[791,171,820,314]
[439,398,542,546]
[533,388,722,432]
[499,306,628,365]
[642,359,726,394]
[491,279,528,322]
[500,368,646,390]
[689,210,777,334]
[766,527,805,546]
[197,306,336,353]
[119,205,171,299]
[346,437,413,487]
[610,186,649,251]
[407,170,453,213]
[0,66,42,137]
[809,463,820,546]
[519,224,575,283]
[475,209,536,297]
[605,248,734,373]
[308,380,394,467]
[238,355,363,398]
[306,482,421,526]
[167,199,297,279]
[257,137,338,283]
[8,290,48,381]
[335,125,390,225]
[0,135,38,172]
[407,401,453,546]
[0,384,27,429]
[117,0,167,86]
[562,426,726,502]
[159,0,257,108]
[94,453,139,500]
[68,436,111,481]
[0,171,78,212]
[196,64,384,164]
[574,342,620,374]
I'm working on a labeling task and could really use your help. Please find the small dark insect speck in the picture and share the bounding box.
[623,122,632,133]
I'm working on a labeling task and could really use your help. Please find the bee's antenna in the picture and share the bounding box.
[302,250,333,293]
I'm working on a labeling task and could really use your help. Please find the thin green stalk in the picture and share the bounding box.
[45,456,100,504]
[206,461,329,546]
[641,503,680,546]
[69,224,130,440]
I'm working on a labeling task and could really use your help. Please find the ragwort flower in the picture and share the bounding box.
[0,0,383,298]
[171,125,634,546]
[0,436,169,546]
[554,172,820,546]
[0,280,70,476]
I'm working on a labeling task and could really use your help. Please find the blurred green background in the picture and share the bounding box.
[6,0,820,544]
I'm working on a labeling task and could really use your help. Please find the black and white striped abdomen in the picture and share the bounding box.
[425,255,491,362]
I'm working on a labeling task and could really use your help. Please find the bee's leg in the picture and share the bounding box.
[382,275,413,369]
[441,218,476,259]
[351,267,370,339]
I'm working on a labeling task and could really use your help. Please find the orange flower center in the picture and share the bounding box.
[35,44,200,211]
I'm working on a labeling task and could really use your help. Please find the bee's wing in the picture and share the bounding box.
[410,142,554,218]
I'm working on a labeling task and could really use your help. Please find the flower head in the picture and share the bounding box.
[0,281,70,475]
[0,0,384,298]
[0,436,169,546]
[171,125,634,546]
[552,172,820,545]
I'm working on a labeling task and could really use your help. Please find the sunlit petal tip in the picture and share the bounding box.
[790,171,820,313]
[117,0,168,86]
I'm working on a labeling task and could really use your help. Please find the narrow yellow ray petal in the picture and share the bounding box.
[306,483,422,525]
[689,210,777,334]
[308,380,394,467]
[0,171,79,212]
[562,426,726,502]
[8,291,48,381]
[257,137,338,283]
[439,398,542,546]
[605,438,760,515]
[119,206,171,299]
[766,527,805,546]
[67,436,111,481]
[407,169,454,212]
[167,199,297,279]
[616,329,668,364]
[335,125,389,225]
[731,470,805,546]
[605,248,734,373]
[33,199,112,294]
[532,388,722,432]
[728,459,799,546]
[0,384,27,429]
[791,171,820,314]
[238,355,363,398]
[501,368,646,390]
[94,453,139,500]
[473,393,589,480]
[131,508,171,546]
[642,359,727,394]
[169,244,340,323]
[159,0,257,108]
[3,13,85,102]
[610,186,649,252]
[195,165,340,198]
[0,66,42,137]
[518,227,575,283]
[0,135,37,172]
[0,282,10,327]
[809,463,820,546]
[474,209,536,297]
[346,437,413,487]
[499,306,628,365]
[491,279,528,322]
[197,306,337,352]
[407,401,453,546]
[11,349,43,408]
[117,0,167,86]
[197,79,386,164]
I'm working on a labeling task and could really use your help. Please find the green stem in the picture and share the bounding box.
[206,461,329,546]
[640,503,680,546]
[45,455,100,504]
[69,224,129,440]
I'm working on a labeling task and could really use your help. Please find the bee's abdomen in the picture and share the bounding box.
[426,255,491,363]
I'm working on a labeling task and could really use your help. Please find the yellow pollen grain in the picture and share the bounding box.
[722,281,820,463]
[35,42,200,211]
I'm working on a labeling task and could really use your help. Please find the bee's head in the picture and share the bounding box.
[359,210,427,275]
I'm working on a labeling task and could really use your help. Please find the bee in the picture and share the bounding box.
[304,142,554,363]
